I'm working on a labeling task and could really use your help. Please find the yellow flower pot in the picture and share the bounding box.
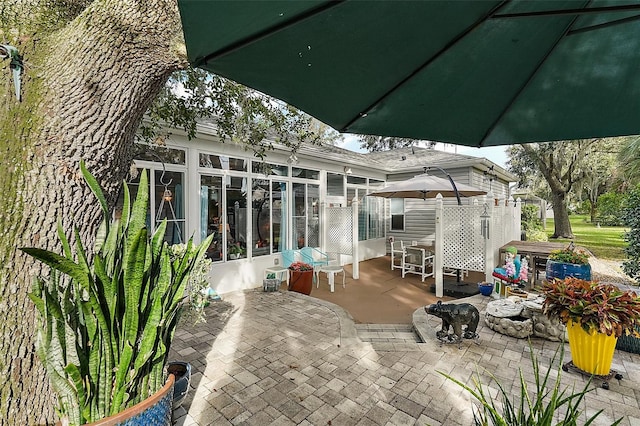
[566,321,617,376]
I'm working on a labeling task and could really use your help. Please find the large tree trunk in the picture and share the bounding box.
[550,191,574,239]
[0,1,186,423]
[519,144,576,240]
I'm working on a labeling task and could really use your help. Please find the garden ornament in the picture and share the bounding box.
[426,301,480,343]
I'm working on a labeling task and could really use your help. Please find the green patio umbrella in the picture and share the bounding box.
[178,0,640,147]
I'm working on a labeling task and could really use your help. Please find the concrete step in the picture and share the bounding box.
[355,324,421,350]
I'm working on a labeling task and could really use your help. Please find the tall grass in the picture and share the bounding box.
[546,215,627,260]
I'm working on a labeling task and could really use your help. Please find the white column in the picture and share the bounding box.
[352,197,359,279]
[484,200,495,283]
[321,201,327,252]
[515,197,522,240]
[434,194,444,297]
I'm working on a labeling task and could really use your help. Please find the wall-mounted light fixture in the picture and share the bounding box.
[344,166,353,175]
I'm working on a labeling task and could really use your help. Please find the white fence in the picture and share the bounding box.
[434,195,522,297]
[322,200,359,279]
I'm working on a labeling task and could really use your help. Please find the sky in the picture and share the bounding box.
[336,134,511,169]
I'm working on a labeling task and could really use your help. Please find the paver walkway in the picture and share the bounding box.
[170,290,640,426]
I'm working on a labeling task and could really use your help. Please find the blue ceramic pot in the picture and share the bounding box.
[87,375,174,425]
[545,260,591,281]
[167,361,191,409]
[478,283,494,296]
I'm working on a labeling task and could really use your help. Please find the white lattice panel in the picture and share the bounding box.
[442,205,485,272]
[326,207,353,255]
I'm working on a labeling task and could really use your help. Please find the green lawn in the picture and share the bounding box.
[545,214,628,260]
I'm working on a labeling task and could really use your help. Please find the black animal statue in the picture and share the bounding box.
[426,301,480,342]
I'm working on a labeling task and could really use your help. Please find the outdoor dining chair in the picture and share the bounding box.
[401,246,434,282]
[390,240,405,270]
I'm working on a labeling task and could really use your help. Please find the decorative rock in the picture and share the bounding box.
[484,311,533,339]
[521,299,566,341]
[485,299,523,318]
[485,296,566,341]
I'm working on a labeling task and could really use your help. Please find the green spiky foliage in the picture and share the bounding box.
[439,344,622,426]
[21,161,213,425]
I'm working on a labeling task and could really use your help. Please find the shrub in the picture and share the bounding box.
[596,191,627,226]
[526,229,548,242]
[623,185,640,281]
[521,204,543,231]
[170,243,213,324]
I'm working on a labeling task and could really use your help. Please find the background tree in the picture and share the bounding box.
[0,2,328,423]
[358,135,436,152]
[577,139,621,223]
[507,139,619,239]
[622,184,640,282]
[618,136,640,185]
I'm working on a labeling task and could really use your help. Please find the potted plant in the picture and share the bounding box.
[477,282,493,296]
[170,242,213,324]
[541,277,640,376]
[288,260,314,295]
[21,162,213,425]
[546,243,591,281]
[228,243,245,260]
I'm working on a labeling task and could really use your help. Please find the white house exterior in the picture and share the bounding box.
[127,124,517,295]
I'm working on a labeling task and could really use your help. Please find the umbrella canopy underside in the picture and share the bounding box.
[367,174,487,200]
[178,0,640,147]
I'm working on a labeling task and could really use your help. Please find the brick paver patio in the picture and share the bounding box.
[170,289,640,426]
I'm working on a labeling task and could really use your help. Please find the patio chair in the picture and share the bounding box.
[401,246,434,282]
[301,247,331,283]
[300,247,330,269]
[390,240,405,270]
[282,249,299,268]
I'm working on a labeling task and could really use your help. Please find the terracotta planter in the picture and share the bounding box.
[86,374,175,426]
[566,321,617,376]
[545,260,591,281]
[288,270,313,295]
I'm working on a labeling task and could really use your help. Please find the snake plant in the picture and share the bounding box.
[22,161,213,425]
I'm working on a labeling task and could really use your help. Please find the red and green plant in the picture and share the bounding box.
[548,244,590,265]
[288,261,313,272]
[541,277,640,338]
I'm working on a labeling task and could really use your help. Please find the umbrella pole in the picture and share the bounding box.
[426,166,461,206]
[426,166,462,282]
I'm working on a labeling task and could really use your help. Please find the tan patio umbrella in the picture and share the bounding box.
[367,173,487,203]
[368,172,487,284]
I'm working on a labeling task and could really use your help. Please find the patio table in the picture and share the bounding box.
[316,265,346,292]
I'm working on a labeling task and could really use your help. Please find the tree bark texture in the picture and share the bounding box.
[0,1,186,423]
[550,191,574,239]
[521,144,575,239]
